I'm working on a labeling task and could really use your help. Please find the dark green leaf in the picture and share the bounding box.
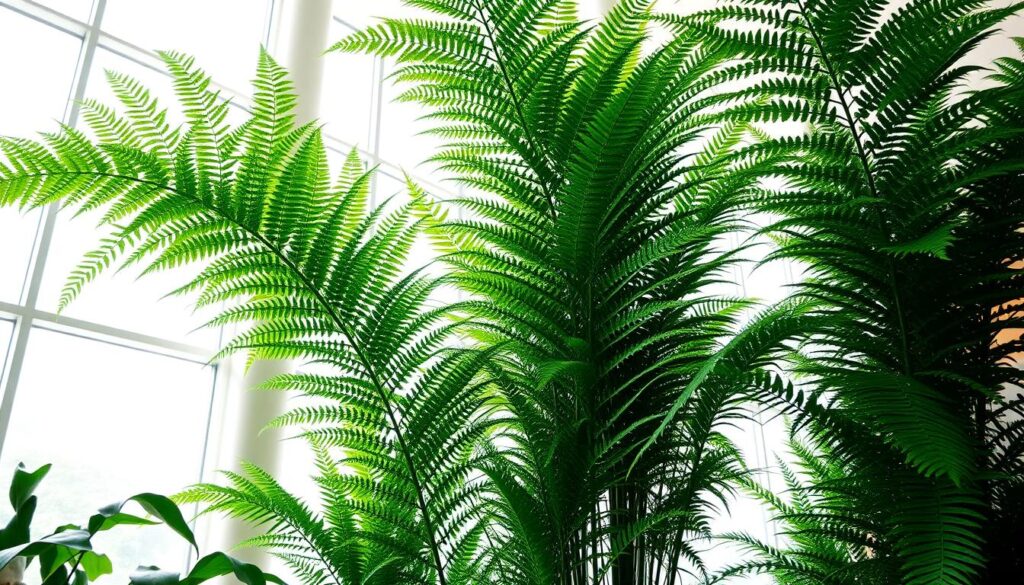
[10,463,50,511]
[92,494,196,551]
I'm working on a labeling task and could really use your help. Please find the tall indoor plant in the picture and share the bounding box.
[661,0,1024,582]
[0,0,1021,583]
[334,1,803,583]
[0,4,800,583]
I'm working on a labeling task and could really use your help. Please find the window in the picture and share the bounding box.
[0,327,215,577]
[376,58,449,178]
[320,18,375,149]
[333,0,407,30]
[0,320,12,368]
[0,6,80,304]
[100,0,272,93]
[325,9,452,201]
[34,0,89,21]
[0,0,272,578]
[0,208,40,304]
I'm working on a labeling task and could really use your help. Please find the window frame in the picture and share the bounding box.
[0,0,455,482]
[0,0,274,498]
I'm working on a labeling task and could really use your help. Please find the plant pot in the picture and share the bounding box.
[0,556,25,585]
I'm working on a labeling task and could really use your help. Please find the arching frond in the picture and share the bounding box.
[0,48,495,585]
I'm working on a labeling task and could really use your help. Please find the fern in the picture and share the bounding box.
[335,2,804,583]
[4,1,1022,583]
[0,49,494,585]
[711,431,903,585]
[660,0,1024,582]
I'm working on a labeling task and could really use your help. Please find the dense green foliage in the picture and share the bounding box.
[713,433,902,584]
[334,1,804,583]
[659,0,1024,583]
[0,0,1022,584]
[0,463,277,585]
[0,50,496,584]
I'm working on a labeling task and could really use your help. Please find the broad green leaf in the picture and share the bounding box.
[10,463,50,510]
[184,552,286,585]
[130,554,286,585]
[89,513,159,533]
[92,494,196,551]
[0,530,91,572]
[80,551,113,581]
[41,563,68,585]
[0,496,36,550]
[129,566,178,585]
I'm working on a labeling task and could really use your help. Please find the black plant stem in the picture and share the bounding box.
[590,508,598,581]
[63,552,85,585]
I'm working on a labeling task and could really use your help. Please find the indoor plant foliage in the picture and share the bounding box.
[712,431,904,585]
[0,50,498,584]
[0,3,801,583]
[658,0,1024,583]
[0,0,1022,585]
[334,1,804,583]
[0,463,281,585]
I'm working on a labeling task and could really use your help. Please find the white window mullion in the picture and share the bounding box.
[368,54,386,206]
[0,0,91,36]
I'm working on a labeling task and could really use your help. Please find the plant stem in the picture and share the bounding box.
[63,552,85,585]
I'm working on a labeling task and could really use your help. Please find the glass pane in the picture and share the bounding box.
[39,207,222,346]
[0,328,215,578]
[0,8,81,303]
[101,0,271,93]
[35,0,93,22]
[377,59,450,179]
[0,319,12,371]
[333,0,408,29]
[37,48,225,346]
[0,8,80,138]
[321,19,375,147]
[375,170,406,203]
[0,208,40,304]
[0,8,81,138]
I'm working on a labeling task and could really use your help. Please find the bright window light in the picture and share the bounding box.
[0,320,12,362]
[333,0,407,29]
[34,0,91,21]
[101,0,271,93]
[0,328,215,578]
[0,1,263,572]
[319,18,375,149]
[0,9,79,138]
[0,208,39,304]
[377,59,449,178]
